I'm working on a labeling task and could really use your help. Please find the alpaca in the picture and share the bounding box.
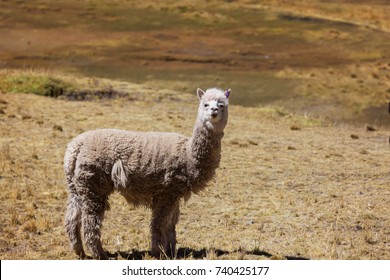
[64,87,230,259]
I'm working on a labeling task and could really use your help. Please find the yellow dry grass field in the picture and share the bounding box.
[1,78,389,260]
[255,0,390,33]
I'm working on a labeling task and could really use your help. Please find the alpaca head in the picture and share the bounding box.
[196,88,230,132]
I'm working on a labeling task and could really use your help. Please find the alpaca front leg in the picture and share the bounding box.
[150,227,164,258]
[150,198,180,258]
[166,202,180,258]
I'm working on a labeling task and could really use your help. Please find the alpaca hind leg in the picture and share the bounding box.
[65,193,85,258]
[82,199,109,260]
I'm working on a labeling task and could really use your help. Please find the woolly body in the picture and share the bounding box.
[64,88,230,259]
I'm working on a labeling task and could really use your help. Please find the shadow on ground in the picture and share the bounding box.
[107,247,309,260]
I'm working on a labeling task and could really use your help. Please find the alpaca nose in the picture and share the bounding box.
[211,107,218,116]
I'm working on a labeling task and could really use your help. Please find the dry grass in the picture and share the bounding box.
[1,0,389,127]
[249,0,390,33]
[276,61,390,123]
[0,74,389,260]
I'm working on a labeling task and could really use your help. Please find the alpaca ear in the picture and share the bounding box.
[197,88,205,100]
[224,88,231,99]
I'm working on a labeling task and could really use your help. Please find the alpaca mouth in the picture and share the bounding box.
[210,113,220,123]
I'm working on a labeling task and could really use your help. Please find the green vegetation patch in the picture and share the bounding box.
[0,70,128,101]
[0,72,72,97]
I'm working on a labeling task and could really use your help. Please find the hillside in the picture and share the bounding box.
[0,0,389,125]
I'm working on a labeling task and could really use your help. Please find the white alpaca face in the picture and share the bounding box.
[197,88,230,131]
[202,99,226,123]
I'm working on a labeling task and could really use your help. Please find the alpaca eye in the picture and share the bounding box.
[204,104,209,108]
[218,104,224,108]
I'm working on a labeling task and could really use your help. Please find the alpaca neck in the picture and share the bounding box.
[188,119,224,166]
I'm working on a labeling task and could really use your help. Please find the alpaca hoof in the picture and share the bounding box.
[98,254,109,260]
[151,249,163,259]
[77,252,87,260]
[92,251,109,260]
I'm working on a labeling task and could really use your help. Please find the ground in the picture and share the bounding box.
[0,85,389,259]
